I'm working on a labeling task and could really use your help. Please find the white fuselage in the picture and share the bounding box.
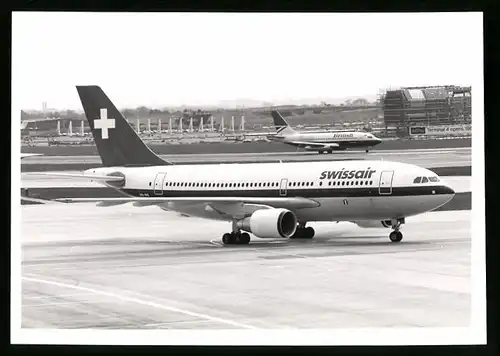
[86,160,455,223]
[272,131,382,150]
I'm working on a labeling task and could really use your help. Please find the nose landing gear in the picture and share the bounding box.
[389,230,403,242]
[388,218,405,243]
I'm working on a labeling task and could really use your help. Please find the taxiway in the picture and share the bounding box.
[21,147,471,168]
[21,203,471,329]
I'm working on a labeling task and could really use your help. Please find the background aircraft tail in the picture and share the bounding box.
[271,111,296,136]
[76,86,170,167]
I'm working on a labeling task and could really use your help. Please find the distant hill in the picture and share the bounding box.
[213,94,378,109]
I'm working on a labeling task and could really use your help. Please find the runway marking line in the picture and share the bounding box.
[23,301,102,307]
[22,276,257,330]
[23,292,95,300]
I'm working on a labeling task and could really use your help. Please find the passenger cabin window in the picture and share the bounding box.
[413,177,422,183]
[421,177,429,183]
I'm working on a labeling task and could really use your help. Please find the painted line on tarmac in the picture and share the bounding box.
[22,275,258,329]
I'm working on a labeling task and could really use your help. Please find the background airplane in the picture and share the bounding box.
[269,111,382,154]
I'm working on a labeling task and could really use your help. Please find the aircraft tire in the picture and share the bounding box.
[291,226,315,239]
[222,232,250,245]
[222,233,232,244]
[303,226,315,239]
[240,232,251,244]
[389,231,403,242]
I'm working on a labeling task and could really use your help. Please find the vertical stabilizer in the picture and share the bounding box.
[271,111,296,136]
[76,86,169,167]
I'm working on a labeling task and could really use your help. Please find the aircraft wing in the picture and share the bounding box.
[284,141,340,149]
[54,196,320,210]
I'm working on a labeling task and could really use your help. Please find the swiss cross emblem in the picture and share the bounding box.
[94,108,115,139]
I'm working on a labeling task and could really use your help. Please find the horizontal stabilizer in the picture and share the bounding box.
[26,172,125,182]
[21,196,63,204]
[21,153,43,159]
[55,196,320,209]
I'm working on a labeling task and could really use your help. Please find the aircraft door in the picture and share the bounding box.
[279,178,288,196]
[378,170,394,195]
[154,173,167,195]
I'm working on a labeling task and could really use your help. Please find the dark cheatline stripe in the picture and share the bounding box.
[122,185,454,199]
[21,190,470,210]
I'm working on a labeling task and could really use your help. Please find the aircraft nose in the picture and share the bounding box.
[438,177,455,195]
[443,184,455,195]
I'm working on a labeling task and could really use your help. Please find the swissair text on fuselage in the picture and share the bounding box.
[319,168,377,180]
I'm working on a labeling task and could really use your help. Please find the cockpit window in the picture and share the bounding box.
[429,176,439,182]
[413,177,422,183]
[421,177,429,183]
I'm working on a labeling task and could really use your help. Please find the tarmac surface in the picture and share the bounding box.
[21,205,471,329]
[21,147,472,172]
[18,139,474,331]
[20,137,471,156]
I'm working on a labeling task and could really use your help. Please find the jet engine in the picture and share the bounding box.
[352,220,392,228]
[236,208,297,239]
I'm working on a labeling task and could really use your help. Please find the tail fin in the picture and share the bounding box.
[76,86,170,167]
[271,111,296,135]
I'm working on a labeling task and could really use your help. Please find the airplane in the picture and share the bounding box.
[26,85,455,246]
[269,111,383,154]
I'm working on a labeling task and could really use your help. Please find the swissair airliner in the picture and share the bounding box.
[28,86,455,245]
[270,111,382,153]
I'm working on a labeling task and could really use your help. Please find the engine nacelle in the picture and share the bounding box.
[236,209,297,239]
[352,220,392,228]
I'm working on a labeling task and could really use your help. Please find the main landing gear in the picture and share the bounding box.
[221,223,316,245]
[388,218,405,243]
[290,223,315,239]
[222,231,250,245]
[222,221,251,245]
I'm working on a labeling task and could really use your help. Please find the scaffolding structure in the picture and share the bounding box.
[381,85,471,134]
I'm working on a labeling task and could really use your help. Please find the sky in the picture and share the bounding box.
[12,12,483,110]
